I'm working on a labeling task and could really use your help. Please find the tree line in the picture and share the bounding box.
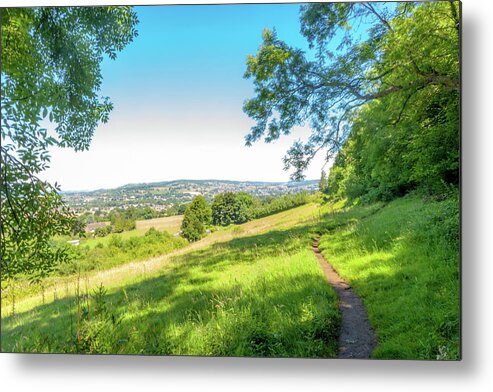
[181,192,311,241]
[320,3,459,202]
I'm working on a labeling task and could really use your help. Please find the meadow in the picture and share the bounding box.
[0,195,459,359]
[135,215,183,234]
[1,1,460,362]
[318,195,460,359]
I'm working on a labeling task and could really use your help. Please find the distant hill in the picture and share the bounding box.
[62,179,319,212]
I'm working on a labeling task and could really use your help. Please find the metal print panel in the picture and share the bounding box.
[0,1,461,359]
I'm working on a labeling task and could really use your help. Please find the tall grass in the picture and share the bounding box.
[318,193,460,359]
[2,229,187,308]
[1,196,459,359]
[57,228,187,275]
[2,223,340,357]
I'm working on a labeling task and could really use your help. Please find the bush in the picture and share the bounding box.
[180,196,212,241]
[94,225,113,237]
[181,211,205,242]
[112,217,136,233]
[212,192,255,226]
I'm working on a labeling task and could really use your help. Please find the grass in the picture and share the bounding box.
[2,203,322,317]
[80,229,149,249]
[1,204,340,357]
[3,229,188,308]
[135,215,183,234]
[318,194,460,359]
[58,215,183,251]
[1,196,460,359]
[4,215,185,305]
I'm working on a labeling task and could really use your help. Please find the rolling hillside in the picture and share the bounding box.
[1,195,459,359]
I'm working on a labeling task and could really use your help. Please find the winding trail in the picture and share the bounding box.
[312,236,376,359]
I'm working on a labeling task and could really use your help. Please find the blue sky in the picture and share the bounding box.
[41,3,327,191]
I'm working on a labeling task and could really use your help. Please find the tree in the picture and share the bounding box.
[180,212,205,242]
[112,216,136,233]
[180,195,212,241]
[186,195,212,226]
[94,225,112,238]
[212,192,254,226]
[243,1,459,182]
[1,7,139,281]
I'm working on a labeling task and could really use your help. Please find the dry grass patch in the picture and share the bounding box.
[136,215,183,234]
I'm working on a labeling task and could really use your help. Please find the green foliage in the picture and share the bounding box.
[212,192,255,226]
[57,228,186,276]
[70,219,86,237]
[253,192,310,219]
[0,165,74,282]
[327,83,459,202]
[1,6,139,280]
[116,206,159,221]
[111,217,136,233]
[94,225,113,238]
[165,203,188,216]
[181,212,205,242]
[107,209,137,233]
[181,196,212,241]
[78,206,170,224]
[187,195,212,226]
[319,170,328,193]
[318,195,460,359]
[320,2,460,202]
[244,1,459,191]
[71,284,124,353]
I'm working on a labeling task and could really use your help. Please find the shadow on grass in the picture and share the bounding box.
[2,217,342,358]
[318,198,460,360]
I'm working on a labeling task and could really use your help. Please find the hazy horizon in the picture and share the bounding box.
[60,176,319,193]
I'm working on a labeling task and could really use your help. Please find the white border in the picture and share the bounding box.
[1,1,492,391]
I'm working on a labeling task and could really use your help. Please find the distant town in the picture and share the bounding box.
[62,179,319,216]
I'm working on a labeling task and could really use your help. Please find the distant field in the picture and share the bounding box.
[78,216,183,249]
[136,215,183,234]
[80,229,147,249]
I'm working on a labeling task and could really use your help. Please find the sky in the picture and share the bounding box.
[39,3,329,191]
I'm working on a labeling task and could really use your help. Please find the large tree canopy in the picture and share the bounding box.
[0,7,138,281]
[243,1,460,183]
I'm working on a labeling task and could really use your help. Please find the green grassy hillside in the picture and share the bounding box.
[1,196,459,359]
[1,203,340,356]
[319,194,460,359]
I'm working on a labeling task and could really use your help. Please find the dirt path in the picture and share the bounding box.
[312,236,376,359]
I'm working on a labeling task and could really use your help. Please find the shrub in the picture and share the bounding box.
[180,196,212,241]
[112,217,136,233]
[181,211,205,242]
[212,192,255,226]
[94,225,113,237]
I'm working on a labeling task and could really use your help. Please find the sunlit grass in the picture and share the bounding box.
[135,215,183,234]
[318,195,460,359]
[80,229,149,249]
[1,203,321,316]
[2,207,340,357]
[1,196,459,359]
